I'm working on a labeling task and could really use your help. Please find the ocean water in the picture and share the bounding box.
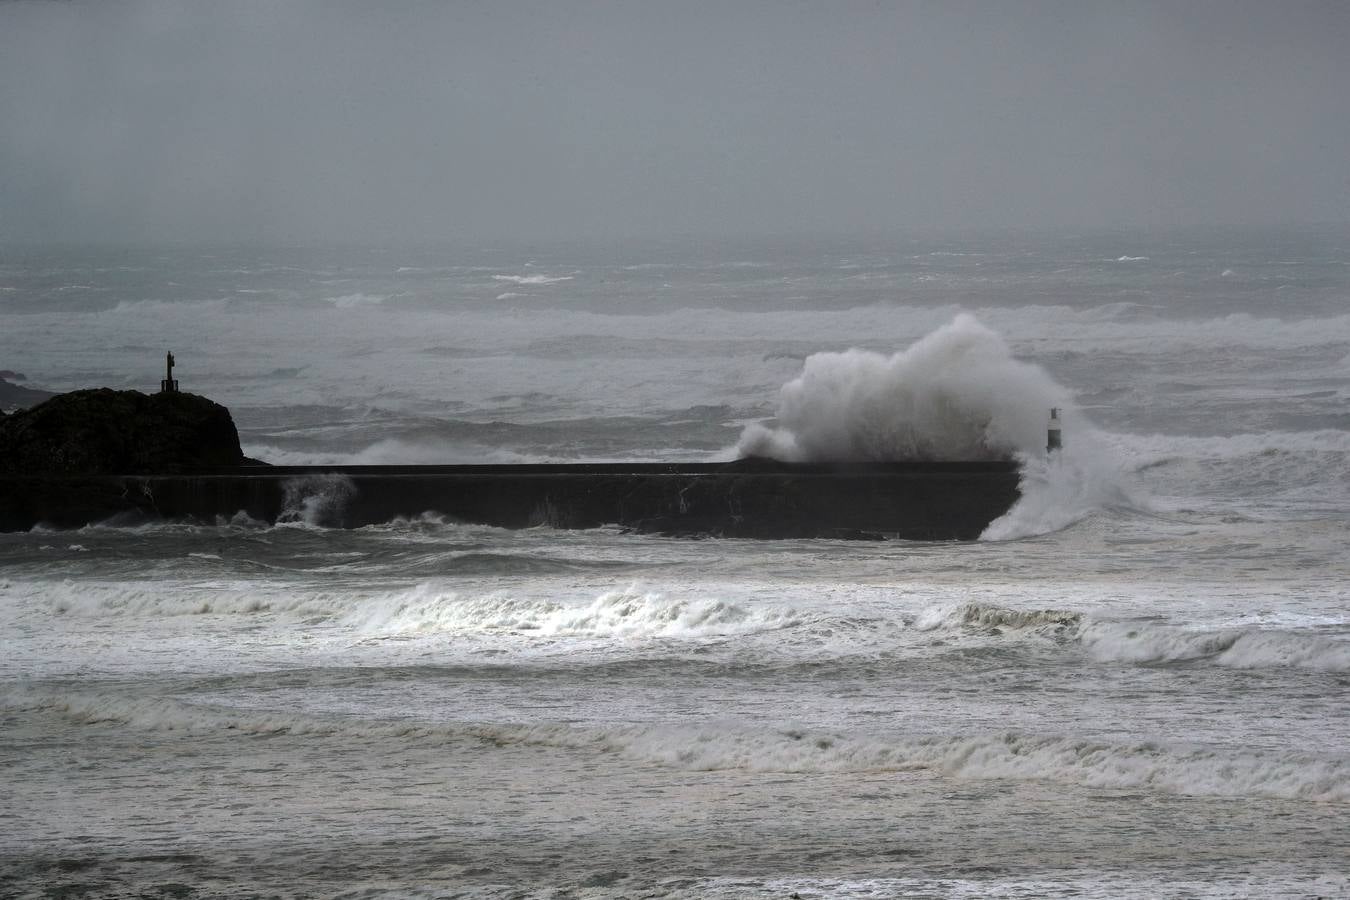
[1,227,1347,898]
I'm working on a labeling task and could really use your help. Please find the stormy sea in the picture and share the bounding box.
[1,226,1347,898]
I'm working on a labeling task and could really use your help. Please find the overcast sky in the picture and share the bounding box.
[1,0,1347,243]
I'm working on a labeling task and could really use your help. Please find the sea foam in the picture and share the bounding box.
[981,437,1141,540]
[491,274,573,285]
[738,314,1068,462]
[345,583,795,641]
[1079,620,1350,672]
[734,313,1138,538]
[13,687,1344,803]
[277,473,357,527]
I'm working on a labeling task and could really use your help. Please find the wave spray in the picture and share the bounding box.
[738,313,1069,462]
[738,314,1137,538]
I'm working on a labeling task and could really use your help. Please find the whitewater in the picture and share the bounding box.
[1,227,1347,898]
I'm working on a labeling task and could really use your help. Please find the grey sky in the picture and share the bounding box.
[1,0,1347,243]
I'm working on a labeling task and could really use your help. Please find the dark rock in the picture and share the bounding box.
[0,388,244,475]
[0,377,55,411]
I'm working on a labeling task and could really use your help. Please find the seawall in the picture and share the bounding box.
[0,459,1022,539]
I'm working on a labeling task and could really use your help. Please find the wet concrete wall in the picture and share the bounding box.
[0,460,1022,540]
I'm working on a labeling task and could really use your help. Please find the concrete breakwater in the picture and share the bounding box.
[0,459,1022,539]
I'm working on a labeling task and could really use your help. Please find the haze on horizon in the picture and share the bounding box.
[1,0,1347,245]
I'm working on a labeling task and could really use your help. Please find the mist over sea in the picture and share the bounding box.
[2,226,1348,898]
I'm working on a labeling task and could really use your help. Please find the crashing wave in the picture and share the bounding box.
[738,314,1069,463]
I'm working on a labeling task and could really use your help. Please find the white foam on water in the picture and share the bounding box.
[695,872,1349,900]
[912,601,1350,672]
[14,687,1342,803]
[491,274,573,285]
[982,436,1143,540]
[1101,429,1350,514]
[11,548,1343,675]
[277,473,357,527]
[12,298,1347,423]
[13,573,1343,674]
[2,688,393,737]
[493,722,1350,803]
[246,439,541,466]
[345,583,796,641]
[1080,620,1350,672]
[38,296,1350,358]
[1111,429,1350,469]
[327,293,387,308]
[19,580,341,620]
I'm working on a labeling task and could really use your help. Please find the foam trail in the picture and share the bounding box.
[738,314,1069,462]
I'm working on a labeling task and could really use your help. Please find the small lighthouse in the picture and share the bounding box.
[160,352,179,393]
[1047,407,1062,455]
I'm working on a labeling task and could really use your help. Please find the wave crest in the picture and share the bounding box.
[1081,621,1350,671]
[914,602,1349,672]
[14,688,1343,803]
[347,584,796,640]
[957,602,1082,631]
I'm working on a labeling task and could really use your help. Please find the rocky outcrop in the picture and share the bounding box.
[0,376,54,411]
[0,388,244,475]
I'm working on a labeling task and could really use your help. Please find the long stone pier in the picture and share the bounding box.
[0,458,1022,539]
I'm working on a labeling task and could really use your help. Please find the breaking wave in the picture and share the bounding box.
[1107,429,1350,502]
[738,314,1069,462]
[906,601,1350,672]
[491,274,573,285]
[546,725,1350,803]
[735,312,1144,539]
[10,688,1345,803]
[1079,621,1350,671]
[345,584,796,640]
[981,438,1144,540]
[1112,429,1350,469]
[944,602,1082,631]
[278,473,356,527]
[21,574,1345,673]
[326,293,386,308]
[245,439,540,466]
[36,582,342,619]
